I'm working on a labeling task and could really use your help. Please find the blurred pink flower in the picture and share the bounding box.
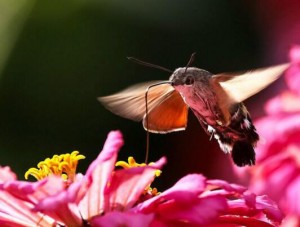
[284,45,300,96]
[0,131,283,226]
[246,45,300,222]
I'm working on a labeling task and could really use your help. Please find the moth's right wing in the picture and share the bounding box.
[212,63,290,104]
[211,63,290,125]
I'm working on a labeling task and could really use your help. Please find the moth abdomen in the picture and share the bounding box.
[228,103,259,143]
[205,103,259,166]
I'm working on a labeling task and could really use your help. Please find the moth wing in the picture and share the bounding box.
[212,62,290,106]
[98,81,174,121]
[142,90,188,133]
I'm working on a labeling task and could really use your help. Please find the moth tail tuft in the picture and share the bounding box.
[231,141,255,166]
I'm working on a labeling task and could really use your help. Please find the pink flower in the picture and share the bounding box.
[0,131,283,226]
[135,174,227,226]
[285,45,300,96]
[205,180,283,226]
[245,45,300,220]
[92,174,282,227]
[0,131,165,226]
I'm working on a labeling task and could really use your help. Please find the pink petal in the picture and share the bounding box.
[136,174,207,213]
[212,195,283,226]
[206,179,247,195]
[255,195,284,223]
[289,45,300,62]
[0,173,56,226]
[265,92,300,114]
[280,215,300,227]
[282,175,300,216]
[254,113,300,161]
[0,190,56,226]
[0,166,16,182]
[33,178,83,226]
[91,211,154,227]
[85,131,124,177]
[152,195,227,226]
[250,157,299,201]
[1,176,65,204]
[105,157,166,212]
[1,175,84,226]
[79,131,124,219]
[256,114,300,141]
[285,45,300,94]
[216,216,276,227]
[224,195,283,224]
[135,174,228,225]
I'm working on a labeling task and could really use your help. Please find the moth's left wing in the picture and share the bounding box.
[98,81,174,121]
[143,90,188,133]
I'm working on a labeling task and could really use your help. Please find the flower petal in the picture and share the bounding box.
[206,179,247,195]
[33,177,83,226]
[78,130,124,219]
[0,166,16,182]
[91,211,154,227]
[285,45,300,94]
[135,174,228,225]
[154,195,227,226]
[255,195,284,224]
[1,174,84,226]
[1,176,65,204]
[265,92,300,114]
[0,168,56,226]
[137,174,207,213]
[105,157,166,212]
[282,175,300,216]
[254,113,300,161]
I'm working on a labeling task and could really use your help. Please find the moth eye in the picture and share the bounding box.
[185,76,194,85]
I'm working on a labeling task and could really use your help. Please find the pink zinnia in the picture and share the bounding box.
[246,45,300,224]
[0,131,282,226]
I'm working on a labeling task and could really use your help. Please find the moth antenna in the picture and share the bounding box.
[144,81,172,163]
[127,57,173,73]
[184,52,197,73]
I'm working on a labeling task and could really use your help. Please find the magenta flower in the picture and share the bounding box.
[0,131,282,226]
[284,45,300,96]
[244,45,300,224]
[204,180,283,227]
[92,174,282,227]
[0,131,165,226]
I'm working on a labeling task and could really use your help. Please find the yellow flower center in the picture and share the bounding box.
[25,151,85,182]
[116,156,161,177]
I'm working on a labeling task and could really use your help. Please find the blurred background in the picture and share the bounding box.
[0,0,298,189]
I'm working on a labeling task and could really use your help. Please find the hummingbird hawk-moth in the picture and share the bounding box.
[98,54,289,166]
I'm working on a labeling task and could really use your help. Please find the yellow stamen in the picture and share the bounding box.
[25,151,85,182]
[116,156,161,177]
[144,186,160,196]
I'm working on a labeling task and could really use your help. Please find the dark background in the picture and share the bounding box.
[0,0,296,189]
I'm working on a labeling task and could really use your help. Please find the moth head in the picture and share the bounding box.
[169,67,212,87]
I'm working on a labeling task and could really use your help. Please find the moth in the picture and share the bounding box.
[98,54,289,166]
